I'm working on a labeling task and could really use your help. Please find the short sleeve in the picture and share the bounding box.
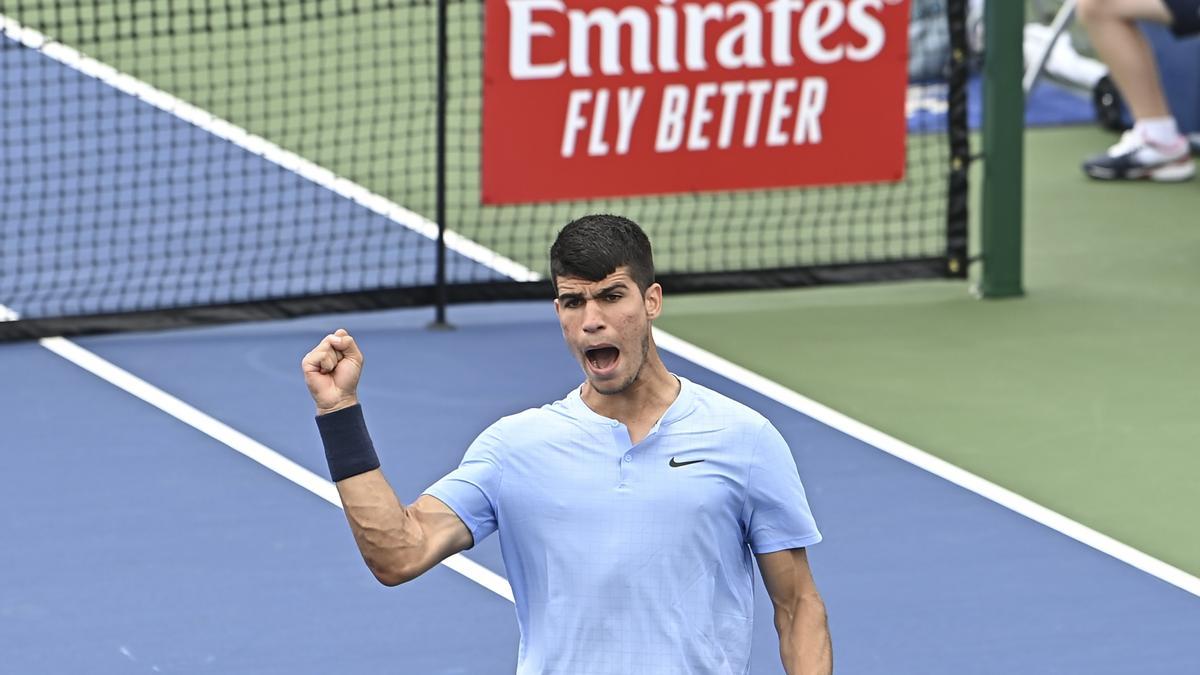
[741,420,822,554]
[422,423,504,548]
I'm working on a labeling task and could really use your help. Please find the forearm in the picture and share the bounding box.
[777,594,832,675]
[316,403,425,585]
[335,469,427,586]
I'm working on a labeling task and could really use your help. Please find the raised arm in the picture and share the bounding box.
[756,547,832,675]
[302,329,473,586]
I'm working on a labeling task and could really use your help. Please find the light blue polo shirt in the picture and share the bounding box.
[423,375,821,675]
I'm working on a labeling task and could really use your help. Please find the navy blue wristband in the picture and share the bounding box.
[315,404,380,482]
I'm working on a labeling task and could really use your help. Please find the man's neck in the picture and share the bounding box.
[581,351,680,436]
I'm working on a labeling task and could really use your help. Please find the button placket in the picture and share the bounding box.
[611,421,633,488]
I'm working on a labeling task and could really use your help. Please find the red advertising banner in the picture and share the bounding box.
[483,0,910,204]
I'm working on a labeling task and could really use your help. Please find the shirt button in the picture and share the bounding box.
[624,454,632,462]
[610,420,619,428]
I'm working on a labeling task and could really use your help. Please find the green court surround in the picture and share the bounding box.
[660,126,1200,577]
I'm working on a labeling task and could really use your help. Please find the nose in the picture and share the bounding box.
[581,299,605,333]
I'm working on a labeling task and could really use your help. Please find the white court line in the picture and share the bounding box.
[38,335,515,604]
[3,11,525,603]
[39,322,1200,602]
[653,328,1200,598]
[10,5,1196,602]
[0,13,539,284]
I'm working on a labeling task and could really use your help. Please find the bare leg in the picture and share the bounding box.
[1076,0,1175,120]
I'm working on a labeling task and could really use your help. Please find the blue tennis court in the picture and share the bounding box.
[3,302,1199,673]
[1,31,509,322]
[3,7,1199,673]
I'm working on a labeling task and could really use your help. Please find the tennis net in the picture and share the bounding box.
[0,0,968,340]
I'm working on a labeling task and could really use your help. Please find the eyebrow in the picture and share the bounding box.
[557,281,630,302]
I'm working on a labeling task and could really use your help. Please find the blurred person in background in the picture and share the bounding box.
[1078,0,1198,181]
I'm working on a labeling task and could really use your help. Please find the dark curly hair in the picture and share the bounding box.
[549,214,655,294]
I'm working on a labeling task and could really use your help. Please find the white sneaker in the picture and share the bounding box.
[1082,130,1196,182]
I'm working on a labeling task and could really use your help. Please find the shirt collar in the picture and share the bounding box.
[564,374,696,429]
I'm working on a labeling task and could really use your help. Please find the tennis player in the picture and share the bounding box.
[303,214,831,674]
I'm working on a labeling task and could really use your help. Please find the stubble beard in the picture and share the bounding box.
[589,326,651,396]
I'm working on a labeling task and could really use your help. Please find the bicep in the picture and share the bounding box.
[407,494,475,569]
[756,547,821,610]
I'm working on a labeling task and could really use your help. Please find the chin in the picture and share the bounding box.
[590,383,623,396]
[588,371,635,396]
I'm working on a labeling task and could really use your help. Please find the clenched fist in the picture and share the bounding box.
[302,328,364,414]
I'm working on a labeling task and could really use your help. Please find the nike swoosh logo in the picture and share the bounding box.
[669,457,705,467]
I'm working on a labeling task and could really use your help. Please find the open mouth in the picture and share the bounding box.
[585,345,620,374]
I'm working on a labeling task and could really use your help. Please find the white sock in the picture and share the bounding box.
[1134,117,1182,147]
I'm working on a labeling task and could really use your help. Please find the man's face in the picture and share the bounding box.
[554,267,662,395]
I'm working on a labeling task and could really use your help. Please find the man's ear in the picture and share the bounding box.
[644,282,663,320]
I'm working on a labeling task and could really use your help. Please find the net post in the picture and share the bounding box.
[979,0,1025,298]
[430,0,454,330]
[945,0,970,278]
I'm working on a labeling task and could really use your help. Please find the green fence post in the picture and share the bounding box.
[979,0,1025,298]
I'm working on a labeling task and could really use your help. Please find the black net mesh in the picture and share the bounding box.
[0,0,967,340]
